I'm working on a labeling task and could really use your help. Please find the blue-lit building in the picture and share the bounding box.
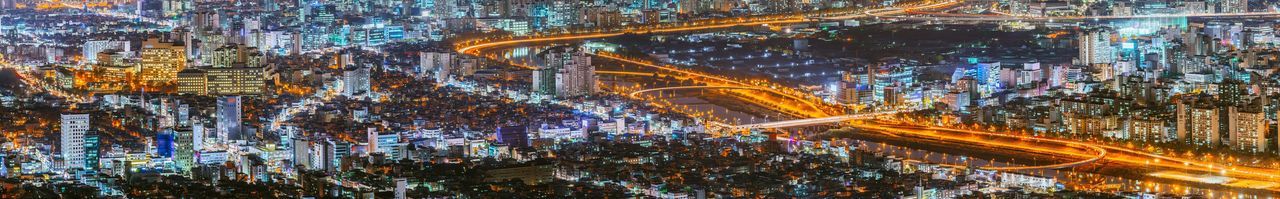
[157,131,175,158]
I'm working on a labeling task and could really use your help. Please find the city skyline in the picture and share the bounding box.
[1,0,1280,197]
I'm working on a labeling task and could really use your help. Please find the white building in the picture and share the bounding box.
[1078,29,1114,65]
[419,51,455,83]
[343,65,372,99]
[61,113,91,169]
[83,40,131,64]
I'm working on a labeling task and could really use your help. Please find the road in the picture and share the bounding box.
[0,57,88,102]
[456,0,960,119]
[448,0,1280,192]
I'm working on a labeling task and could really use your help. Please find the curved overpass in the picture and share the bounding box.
[595,53,835,117]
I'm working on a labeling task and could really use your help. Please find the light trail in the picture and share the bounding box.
[0,58,89,102]
[456,0,960,120]
[595,53,835,118]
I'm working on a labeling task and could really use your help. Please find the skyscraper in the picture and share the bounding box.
[532,46,595,98]
[61,113,90,170]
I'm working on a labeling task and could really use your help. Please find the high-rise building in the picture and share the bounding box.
[193,124,205,152]
[61,113,90,170]
[419,51,455,83]
[1220,0,1247,13]
[320,139,337,172]
[1187,104,1220,146]
[83,132,100,172]
[140,38,187,83]
[293,138,312,170]
[532,46,595,98]
[1127,118,1168,143]
[1229,106,1267,152]
[176,127,195,172]
[883,86,901,107]
[367,128,378,155]
[217,96,243,142]
[1078,29,1114,65]
[343,65,372,99]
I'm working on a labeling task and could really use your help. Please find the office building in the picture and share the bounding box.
[217,96,243,142]
[140,38,187,83]
[177,69,208,95]
[61,113,90,170]
[204,44,266,95]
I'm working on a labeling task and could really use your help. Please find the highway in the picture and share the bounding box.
[595,52,837,118]
[456,0,961,119]
[449,0,1280,192]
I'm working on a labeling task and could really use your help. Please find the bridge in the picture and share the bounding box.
[729,110,906,129]
[627,85,768,98]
